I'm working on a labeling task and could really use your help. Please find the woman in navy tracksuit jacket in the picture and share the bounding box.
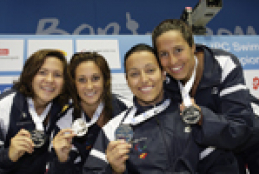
[83,44,204,174]
[152,19,257,173]
[0,49,70,174]
[47,52,131,174]
[47,94,130,174]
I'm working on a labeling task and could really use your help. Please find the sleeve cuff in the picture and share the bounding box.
[0,148,16,170]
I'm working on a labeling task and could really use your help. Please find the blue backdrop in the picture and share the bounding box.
[0,0,258,35]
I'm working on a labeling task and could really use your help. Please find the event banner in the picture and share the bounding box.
[0,1,258,36]
[0,35,258,99]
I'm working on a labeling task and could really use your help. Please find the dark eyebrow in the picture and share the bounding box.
[127,68,138,73]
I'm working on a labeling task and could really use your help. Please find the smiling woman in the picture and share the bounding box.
[152,18,258,174]
[0,49,70,174]
[47,52,130,174]
[125,50,164,106]
[83,44,204,174]
[32,57,64,111]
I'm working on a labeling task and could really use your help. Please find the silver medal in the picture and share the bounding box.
[182,105,201,125]
[72,118,88,137]
[30,130,46,148]
[115,124,133,143]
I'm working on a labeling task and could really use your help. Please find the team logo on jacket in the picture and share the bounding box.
[132,137,148,159]
[212,87,218,94]
[85,136,94,150]
[139,153,147,159]
[85,142,92,150]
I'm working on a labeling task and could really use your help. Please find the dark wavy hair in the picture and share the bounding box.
[13,49,70,106]
[124,43,162,76]
[152,19,194,55]
[69,52,112,122]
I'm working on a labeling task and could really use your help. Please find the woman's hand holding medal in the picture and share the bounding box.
[106,124,133,174]
[8,129,34,162]
[52,129,76,163]
[106,140,132,174]
[52,117,95,163]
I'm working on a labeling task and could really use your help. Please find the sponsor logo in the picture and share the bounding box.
[253,77,259,90]
[0,49,9,56]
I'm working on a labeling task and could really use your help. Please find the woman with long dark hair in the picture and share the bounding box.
[48,52,130,174]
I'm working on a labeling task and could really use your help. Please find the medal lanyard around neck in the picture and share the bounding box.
[123,99,171,126]
[27,98,52,131]
[178,56,198,107]
[81,101,104,127]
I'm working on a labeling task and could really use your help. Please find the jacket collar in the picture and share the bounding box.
[13,91,62,134]
[132,90,169,115]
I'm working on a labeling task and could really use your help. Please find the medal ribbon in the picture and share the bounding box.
[81,101,104,127]
[27,98,52,131]
[123,99,170,125]
[178,56,198,107]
